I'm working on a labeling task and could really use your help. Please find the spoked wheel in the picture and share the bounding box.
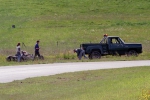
[20,56,26,62]
[127,50,138,57]
[6,56,11,62]
[89,51,101,59]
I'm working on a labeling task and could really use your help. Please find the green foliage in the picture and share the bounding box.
[0,0,150,65]
[140,89,150,100]
[63,53,75,59]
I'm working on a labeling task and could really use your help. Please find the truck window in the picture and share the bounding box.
[111,38,120,44]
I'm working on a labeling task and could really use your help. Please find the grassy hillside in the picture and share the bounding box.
[0,0,150,64]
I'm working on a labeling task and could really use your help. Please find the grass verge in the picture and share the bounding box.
[0,66,150,100]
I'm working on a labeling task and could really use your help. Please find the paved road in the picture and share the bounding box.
[0,60,150,83]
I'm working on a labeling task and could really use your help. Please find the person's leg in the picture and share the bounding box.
[77,56,80,60]
[79,50,84,60]
[37,52,41,59]
[33,51,41,60]
[33,51,37,61]
[17,54,21,62]
[82,50,88,59]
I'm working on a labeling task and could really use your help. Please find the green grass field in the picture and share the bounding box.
[0,0,150,99]
[0,0,150,65]
[0,66,150,100]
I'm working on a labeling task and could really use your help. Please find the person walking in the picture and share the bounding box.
[74,48,88,60]
[33,40,41,60]
[16,43,21,62]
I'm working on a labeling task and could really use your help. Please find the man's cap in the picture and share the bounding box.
[104,34,108,37]
[73,49,77,52]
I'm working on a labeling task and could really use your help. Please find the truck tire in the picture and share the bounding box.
[89,51,101,59]
[127,50,138,57]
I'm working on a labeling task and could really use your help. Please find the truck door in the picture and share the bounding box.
[100,37,109,54]
[101,44,109,54]
[108,37,125,55]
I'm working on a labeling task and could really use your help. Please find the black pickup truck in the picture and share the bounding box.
[81,36,142,59]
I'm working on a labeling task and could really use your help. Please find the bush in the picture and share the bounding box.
[63,53,76,59]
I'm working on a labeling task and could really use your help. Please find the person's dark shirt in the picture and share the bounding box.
[35,43,39,52]
[75,49,82,56]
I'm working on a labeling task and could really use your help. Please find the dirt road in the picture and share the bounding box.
[0,60,150,83]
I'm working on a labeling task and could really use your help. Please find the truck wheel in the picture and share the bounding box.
[89,51,101,59]
[127,50,138,57]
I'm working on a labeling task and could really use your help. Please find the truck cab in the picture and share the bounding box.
[100,36,127,55]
